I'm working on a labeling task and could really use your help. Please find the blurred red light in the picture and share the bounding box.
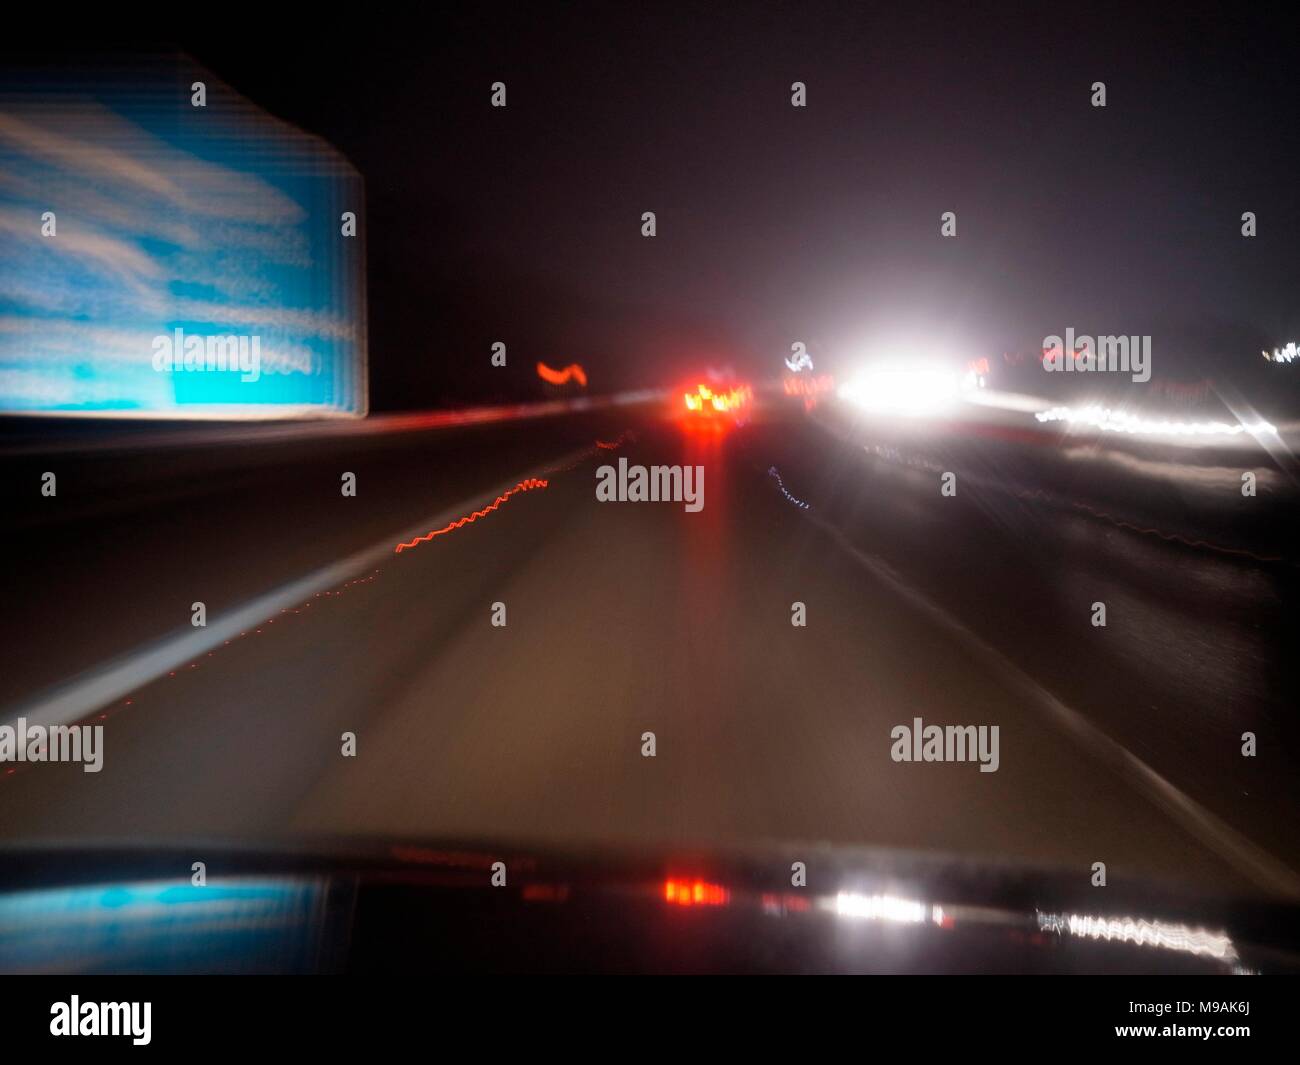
[681,382,751,416]
[663,878,730,906]
[536,361,588,387]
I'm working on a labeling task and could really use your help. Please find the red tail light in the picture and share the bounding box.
[663,878,730,906]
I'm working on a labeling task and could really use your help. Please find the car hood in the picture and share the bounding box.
[0,838,1296,974]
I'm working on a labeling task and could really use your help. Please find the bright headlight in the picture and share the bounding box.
[837,365,960,415]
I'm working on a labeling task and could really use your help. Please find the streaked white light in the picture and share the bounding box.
[838,366,961,416]
[833,891,927,923]
[1034,404,1276,437]
[1039,912,1238,962]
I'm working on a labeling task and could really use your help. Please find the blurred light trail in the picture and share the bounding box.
[682,382,751,413]
[831,892,927,923]
[394,479,549,554]
[396,433,633,552]
[783,374,835,396]
[1034,405,1276,437]
[536,361,588,387]
[760,893,813,915]
[837,365,962,416]
[783,373,836,409]
[960,389,1054,414]
[767,466,811,509]
[0,391,666,458]
[540,432,632,476]
[1038,912,1238,962]
[663,879,729,907]
[595,431,634,451]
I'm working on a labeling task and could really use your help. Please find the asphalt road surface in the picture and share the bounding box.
[2,404,1297,903]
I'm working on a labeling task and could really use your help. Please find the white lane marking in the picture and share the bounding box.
[2,445,597,734]
[807,510,1300,900]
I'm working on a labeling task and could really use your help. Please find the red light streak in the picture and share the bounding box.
[536,361,589,387]
[682,382,751,414]
[394,478,549,554]
[782,374,834,397]
[783,373,834,410]
[663,878,730,907]
[521,883,571,902]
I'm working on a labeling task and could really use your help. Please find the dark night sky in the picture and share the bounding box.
[176,3,1300,410]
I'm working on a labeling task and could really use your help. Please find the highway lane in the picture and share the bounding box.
[0,407,640,707]
[765,410,1300,880]
[1,409,1293,901]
